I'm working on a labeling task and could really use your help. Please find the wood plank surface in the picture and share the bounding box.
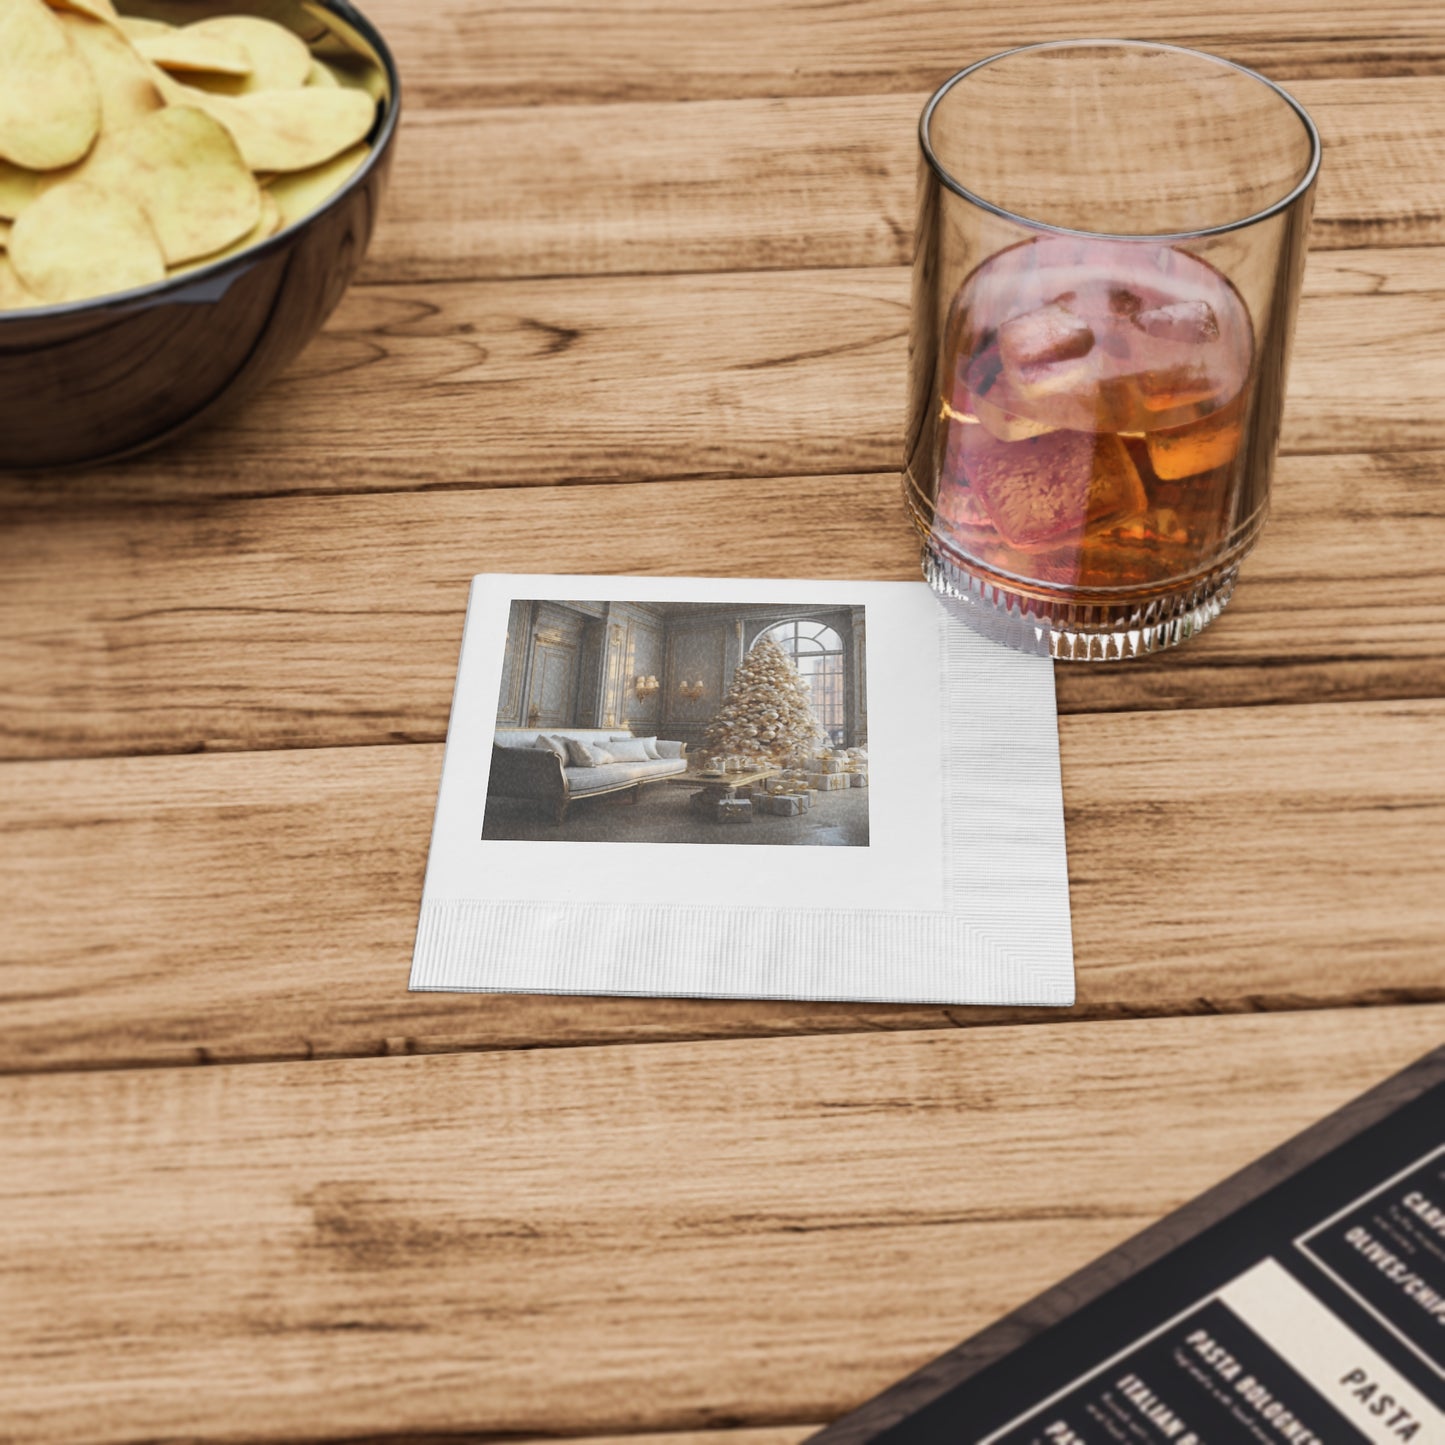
[817,1045,1445,1442]
[3,447,1443,763]
[2,244,1441,518]
[4,699,1441,1073]
[359,80,1445,284]
[2,1008,1440,1441]
[364,0,1445,106]
[5,1,1445,1439]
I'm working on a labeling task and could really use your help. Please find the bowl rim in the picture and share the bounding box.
[0,0,402,325]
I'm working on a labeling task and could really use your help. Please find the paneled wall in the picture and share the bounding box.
[498,600,865,748]
[495,599,593,727]
[598,602,666,732]
[661,615,737,746]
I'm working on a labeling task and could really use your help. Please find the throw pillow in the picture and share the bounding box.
[615,734,662,760]
[533,735,568,761]
[562,736,603,768]
[656,740,685,759]
[605,737,651,763]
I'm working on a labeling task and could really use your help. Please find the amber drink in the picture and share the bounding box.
[907,42,1320,658]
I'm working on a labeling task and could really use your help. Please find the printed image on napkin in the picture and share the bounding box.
[411,574,1073,1006]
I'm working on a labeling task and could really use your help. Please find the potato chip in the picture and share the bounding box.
[115,14,171,40]
[169,185,279,274]
[318,52,388,102]
[186,14,309,90]
[70,105,261,264]
[56,11,163,133]
[0,3,387,314]
[136,28,253,78]
[152,73,375,172]
[0,255,42,309]
[267,141,367,228]
[0,159,42,219]
[0,0,102,170]
[10,181,165,302]
[45,0,116,21]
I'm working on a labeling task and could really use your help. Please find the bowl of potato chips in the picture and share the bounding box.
[0,0,398,467]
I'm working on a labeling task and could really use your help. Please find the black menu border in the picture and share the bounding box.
[806,1044,1445,1445]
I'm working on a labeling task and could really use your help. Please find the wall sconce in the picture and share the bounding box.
[633,674,660,701]
[678,679,706,701]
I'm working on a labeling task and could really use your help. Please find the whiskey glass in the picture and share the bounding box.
[905,40,1320,659]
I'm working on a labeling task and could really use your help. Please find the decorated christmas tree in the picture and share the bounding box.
[702,636,828,766]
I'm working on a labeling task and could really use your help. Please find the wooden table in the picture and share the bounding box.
[3,2,1443,1440]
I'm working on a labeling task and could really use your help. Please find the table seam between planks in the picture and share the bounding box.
[4,992,1443,1082]
[2,5,1445,1439]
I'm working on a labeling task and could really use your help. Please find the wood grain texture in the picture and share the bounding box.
[357,80,1445,284]
[0,5,1441,1444]
[3,447,1443,762]
[364,0,1445,107]
[2,1008,1440,1442]
[816,1046,1445,1442]
[2,245,1442,516]
[4,700,1442,1073]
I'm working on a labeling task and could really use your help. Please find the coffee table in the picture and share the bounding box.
[668,766,779,814]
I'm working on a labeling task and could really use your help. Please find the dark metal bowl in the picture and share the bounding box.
[0,0,399,469]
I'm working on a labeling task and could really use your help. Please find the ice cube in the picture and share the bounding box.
[973,391,1058,443]
[997,302,1095,374]
[1134,300,1219,344]
[962,343,1057,442]
[1108,287,1144,318]
[964,345,1003,398]
[934,482,995,534]
[963,429,1147,551]
[1145,404,1244,479]
[1134,360,1226,415]
[1112,325,1229,418]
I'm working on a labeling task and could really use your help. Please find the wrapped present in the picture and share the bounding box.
[762,791,809,814]
[807,772,848,791]
[812,756,845,774]
[848,771,869,788]
[763,792,810,817]
[715,796,752,823]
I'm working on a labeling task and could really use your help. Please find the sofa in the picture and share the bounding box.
[490,727,688,824]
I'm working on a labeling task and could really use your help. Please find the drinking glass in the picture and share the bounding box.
[905,41,1320,659]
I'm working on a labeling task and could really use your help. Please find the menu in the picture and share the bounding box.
[813,1047,1445,1445]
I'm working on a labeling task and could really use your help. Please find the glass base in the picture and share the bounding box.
[923,547,1237,661]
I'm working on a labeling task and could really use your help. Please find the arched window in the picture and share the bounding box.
[761,619,847,744]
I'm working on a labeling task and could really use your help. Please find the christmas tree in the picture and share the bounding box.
[702,636,828,766]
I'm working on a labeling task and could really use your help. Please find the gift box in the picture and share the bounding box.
[715,796,753,823]
[807,772,848,791]
[762,791,811,816]
[812,756,845,774]
[848,771,868,787]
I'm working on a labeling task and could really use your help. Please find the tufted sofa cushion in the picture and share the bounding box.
[566,758,687,794]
